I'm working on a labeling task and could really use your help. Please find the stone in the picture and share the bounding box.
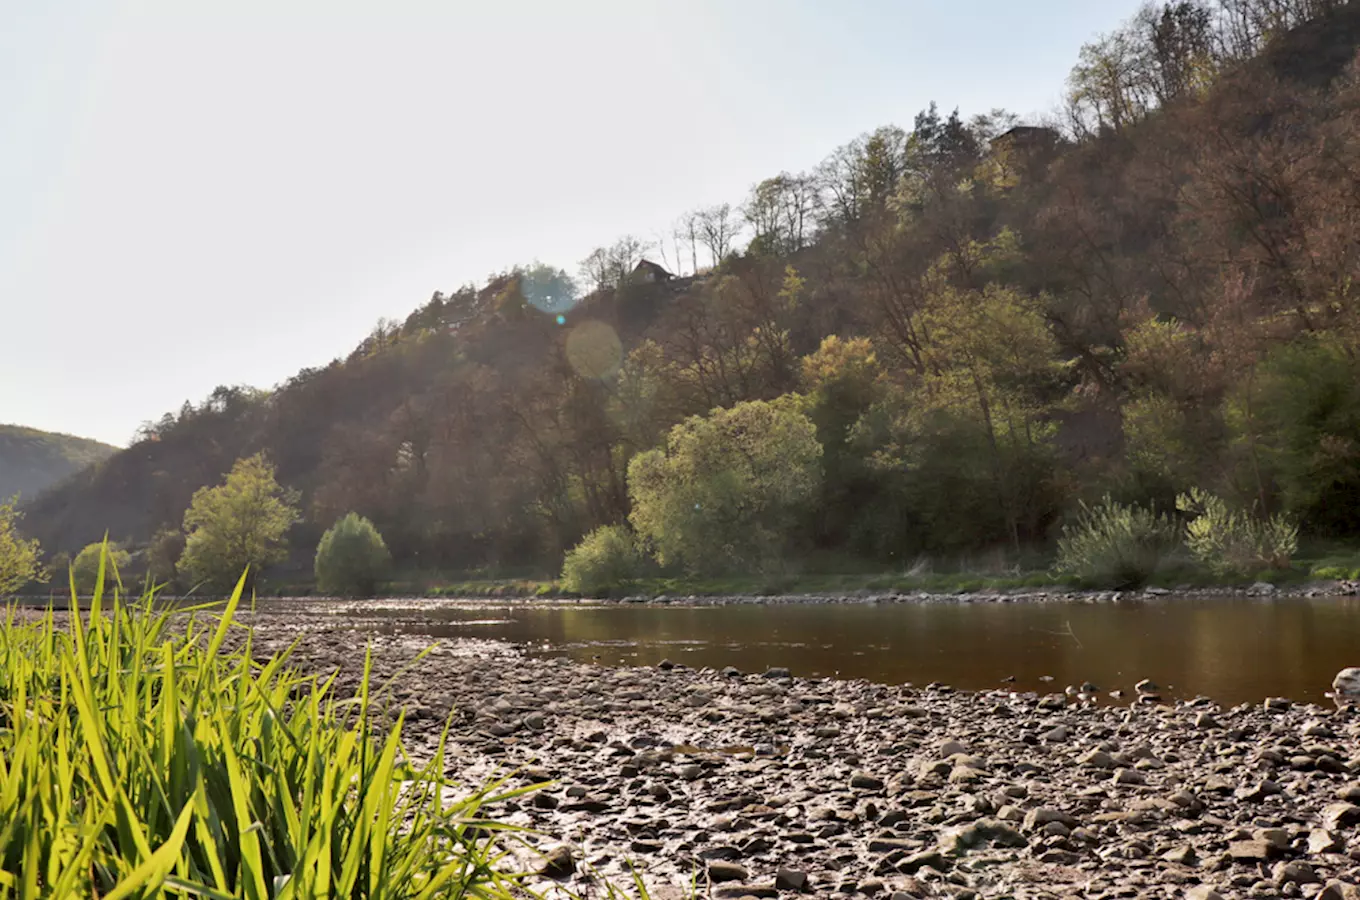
[707,861,750,883]
[1135,679,1159,693]
[1324,802,1360,831]
[1195,712,1222,729]
[1169,790,1203,811]
[1184,888,1225,900]
[1023,807,1077,831]
[1114,768,1147,786]
[1041,820,1071,837]
[898,850,949,874]
[1337,784,1360,803]
[851,772,885,791]
[1318,881,1360,900]
[532,792,560,810]
[937,739,967,758]
[714,886,777,900]
[1240,779,1283,802]
[1309,829,1344,854]
[774,868,808,892]
[1042,724,1069,743]
[1272,860,1319,886]
[1228,840,1278,862]
[1080,749,1116,769]
[1163,845,1197,865]
[539,846,575,879]
[938,819,1027,854]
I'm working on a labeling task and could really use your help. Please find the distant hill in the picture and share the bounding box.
[0,425,117,502]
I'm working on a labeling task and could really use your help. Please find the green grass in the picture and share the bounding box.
[0,553,534,897]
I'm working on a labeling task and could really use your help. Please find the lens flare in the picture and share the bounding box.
[565,320,623,379]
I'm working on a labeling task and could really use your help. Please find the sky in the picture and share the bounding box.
[1,0,1145,447]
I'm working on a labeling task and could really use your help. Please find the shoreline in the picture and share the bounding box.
[236,609,1360,899]
[283,577,1353,609]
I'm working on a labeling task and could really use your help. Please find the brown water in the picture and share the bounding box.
[304,595,1360,706]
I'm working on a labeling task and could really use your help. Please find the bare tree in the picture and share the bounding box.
[694,203,739,268]
[743,173,819,256]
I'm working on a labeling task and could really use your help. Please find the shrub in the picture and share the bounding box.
[315,512,392,597]
[561,524,641,596]
[1056,495,1178,589]
[1176,488,1298,576]
[0,569,525,896]
[70,540,132,594]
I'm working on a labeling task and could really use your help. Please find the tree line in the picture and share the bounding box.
[13,0,1360,589]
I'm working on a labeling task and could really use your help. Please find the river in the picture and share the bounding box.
[258,593,1360,706]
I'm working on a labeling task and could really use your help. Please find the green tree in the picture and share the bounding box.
[628,399,821,573]
[71,541,132,595]
[0,498,43,595]
[561,524,642,596]
[178,454,299,590]
[1230,338,1360,532]
[146,526,186,588]
[314,512,392,597]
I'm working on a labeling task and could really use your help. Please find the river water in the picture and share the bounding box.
[282,594,1360,706]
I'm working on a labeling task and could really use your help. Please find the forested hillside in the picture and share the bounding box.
[0,425,115,502]
[24,0,1360,579]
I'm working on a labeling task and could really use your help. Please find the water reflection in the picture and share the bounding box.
[305,595,1360,706]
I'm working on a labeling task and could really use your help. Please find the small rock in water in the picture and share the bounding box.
[1135,678,1159,694]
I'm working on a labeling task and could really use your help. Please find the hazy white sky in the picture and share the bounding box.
[2,0,1143,447]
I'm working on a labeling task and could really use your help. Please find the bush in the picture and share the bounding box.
[315,512,392,597]
[561,524,641,596]
[1056,495,1178,589]
[0,575,524,895]
[1176,488,1298,576]
[70,541,132,594]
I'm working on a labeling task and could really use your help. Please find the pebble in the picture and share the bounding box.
[221,607,1360,898]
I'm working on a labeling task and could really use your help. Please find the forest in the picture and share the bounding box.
[19,0,1360,590]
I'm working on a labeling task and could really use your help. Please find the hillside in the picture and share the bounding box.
[21,0,1360,577]
[0,425,116,502]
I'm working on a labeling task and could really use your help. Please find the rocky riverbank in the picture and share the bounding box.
[314,578,1353,610]
[228,606,1360,900]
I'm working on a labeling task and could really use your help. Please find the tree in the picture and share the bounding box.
[694,203,740,268]
[743,173,818,256]
[518,263,578,313]
[628,399,821,573]
[0,499,42,595]
[71,541,132,595]
[314,512,392,597]
[178,454,300,590]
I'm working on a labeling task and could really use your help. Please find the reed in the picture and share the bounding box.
[0,549,533,898]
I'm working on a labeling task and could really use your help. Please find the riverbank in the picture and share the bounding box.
[304,576,1353,608]
[237,607,1360,900]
